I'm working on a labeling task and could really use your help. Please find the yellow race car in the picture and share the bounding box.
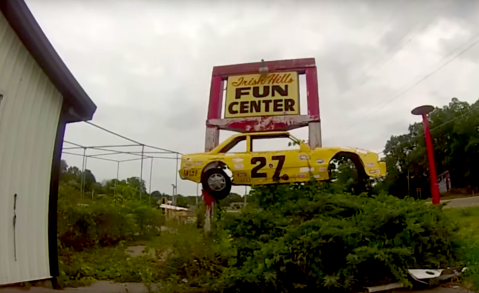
[179,131,386,199]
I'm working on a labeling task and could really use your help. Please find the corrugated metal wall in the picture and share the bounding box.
[0,10,63,285]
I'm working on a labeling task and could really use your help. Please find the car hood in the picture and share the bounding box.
[182,152,207,158]
[180,153,211,163]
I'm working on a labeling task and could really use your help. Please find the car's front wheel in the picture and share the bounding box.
[201,168,231,200]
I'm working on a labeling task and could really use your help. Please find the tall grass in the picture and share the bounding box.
[445,207,479,290]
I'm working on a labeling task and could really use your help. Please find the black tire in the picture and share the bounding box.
[201,168,231,200]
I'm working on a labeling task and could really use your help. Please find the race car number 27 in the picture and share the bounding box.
[251,155,285,180]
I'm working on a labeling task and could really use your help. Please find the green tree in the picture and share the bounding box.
[218,192,243,207]
[126,177,147,194]
[60,159,68,173]
[382,97,479,197]
[176,195,198,207]
[151,190,162,198]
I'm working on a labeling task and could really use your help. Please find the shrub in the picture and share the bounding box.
[455,238,479,290]
[59,244,162,287]
[58,190,164,249]
[158,183,458,292]
[217,183,459,292]
[444,207,479,290]
[152,223,236,293]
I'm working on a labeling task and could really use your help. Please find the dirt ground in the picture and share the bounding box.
[1,282,473,293]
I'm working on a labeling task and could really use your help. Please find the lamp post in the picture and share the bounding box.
[411,105,440,205]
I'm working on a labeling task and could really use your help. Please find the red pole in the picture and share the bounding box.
[420,113,441,205]
[202,189,215,232]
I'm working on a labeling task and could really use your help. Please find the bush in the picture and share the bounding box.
[444,207,479,290]
[59,244,162,287]
[58,188,164,249]
[152,223,236,293]
[456,238,479,290]
[161,183,459,292]
[219,183,459,292]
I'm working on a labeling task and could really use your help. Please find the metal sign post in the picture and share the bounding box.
[203,58,321,232]
[412,105,440,205]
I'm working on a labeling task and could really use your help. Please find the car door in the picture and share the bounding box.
[249,134,309,184]
[214,135,253,185]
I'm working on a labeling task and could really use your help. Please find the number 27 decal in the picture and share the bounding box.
[251,155,285,180]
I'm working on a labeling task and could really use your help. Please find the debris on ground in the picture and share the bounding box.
[365,267,467,293]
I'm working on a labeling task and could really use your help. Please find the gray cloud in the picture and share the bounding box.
[25,0,479,195]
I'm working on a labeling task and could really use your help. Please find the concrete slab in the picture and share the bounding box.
[125,245,155,258]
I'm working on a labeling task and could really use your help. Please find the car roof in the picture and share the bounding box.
[230,131,290,139]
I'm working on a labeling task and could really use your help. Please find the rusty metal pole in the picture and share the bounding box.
[139,145,145,202]
[149,158,153,206]
[83,155,88,198]
[244,186,247,205]
[114,161,120,195]
[196,183,199,206]
[80,147,86,197]
[202,189,215,233]
[175,153,179,205]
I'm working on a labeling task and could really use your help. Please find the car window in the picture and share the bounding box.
[251,136,298,152]
[219,137,247,153]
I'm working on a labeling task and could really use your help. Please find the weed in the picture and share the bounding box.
[58,244,162,288]
[158,183,459,292]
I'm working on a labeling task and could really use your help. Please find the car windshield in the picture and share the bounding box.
[218,136,247,153]
[250,134,299,152]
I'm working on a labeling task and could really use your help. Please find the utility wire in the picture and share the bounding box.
[363,0,454,79]
[341,1,453,97]
[84,121,181,154]
[348,33,479,129]
[379,104,479,155]
[62,151,118,162]
[337,6,400,80]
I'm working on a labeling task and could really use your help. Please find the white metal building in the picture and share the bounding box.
[0,0,96,286]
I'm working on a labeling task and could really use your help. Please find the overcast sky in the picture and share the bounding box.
[25,0,479,196]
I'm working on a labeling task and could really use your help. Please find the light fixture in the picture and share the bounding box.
[259,59,269,78]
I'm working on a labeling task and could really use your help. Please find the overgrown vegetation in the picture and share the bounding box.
[157,182,460,292]
[445,207,479,291]
[59,244,161,287]
[57,161,165,287]
[58,187,163,248]
[57,151,477,292]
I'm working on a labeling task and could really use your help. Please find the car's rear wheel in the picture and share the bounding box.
[201,168,231,200]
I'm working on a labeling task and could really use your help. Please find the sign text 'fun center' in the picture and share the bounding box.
[224,71,300,118]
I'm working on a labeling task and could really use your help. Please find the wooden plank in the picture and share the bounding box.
[365,282,405,293]
[207,115,319,133]
[212,58,316,77]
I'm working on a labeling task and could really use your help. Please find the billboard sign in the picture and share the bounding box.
[224,71,300,118]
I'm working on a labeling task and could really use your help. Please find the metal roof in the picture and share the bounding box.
[159,204,190,211]
[0,0,97,121]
